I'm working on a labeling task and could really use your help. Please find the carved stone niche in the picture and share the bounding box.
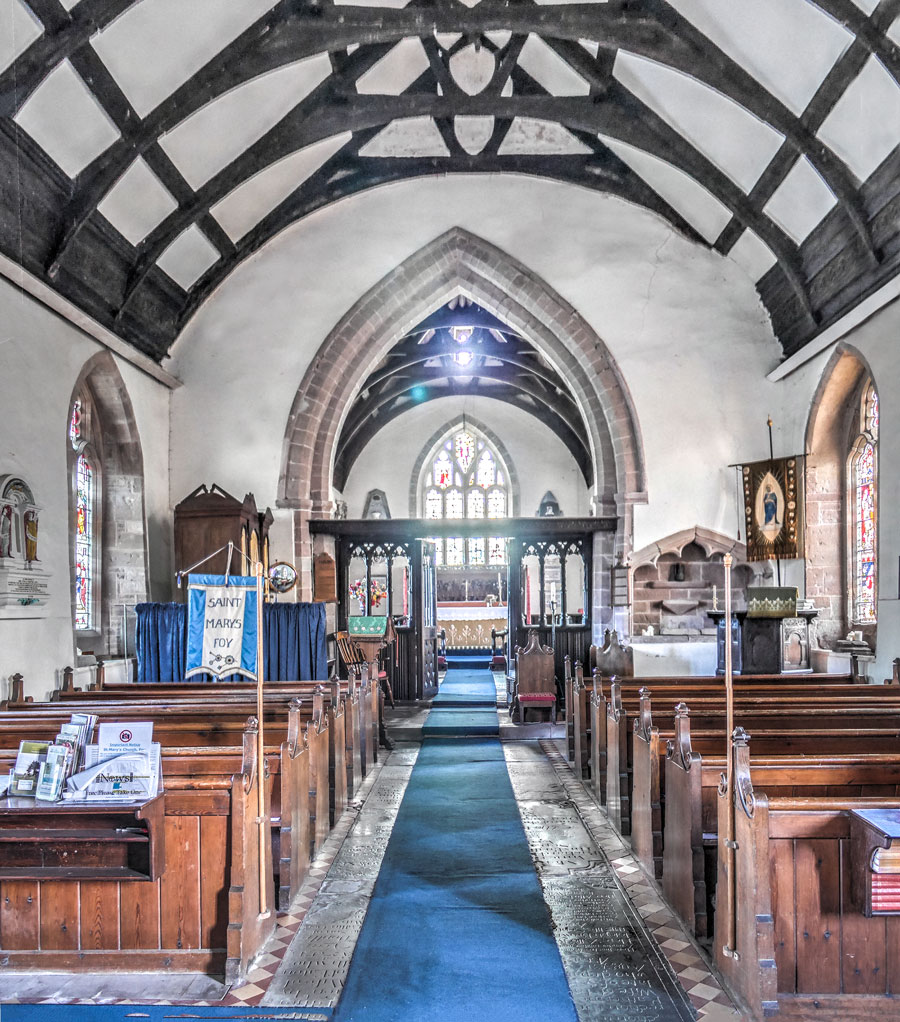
[631,529,759,638]
[0,475,51,617]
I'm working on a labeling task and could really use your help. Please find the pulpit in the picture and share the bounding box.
[710,609,817,675]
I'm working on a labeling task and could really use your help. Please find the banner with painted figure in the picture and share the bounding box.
[185,574,259,680]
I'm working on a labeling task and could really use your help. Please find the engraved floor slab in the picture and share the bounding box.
[262,745,419,1008]
[504,747,697,1022]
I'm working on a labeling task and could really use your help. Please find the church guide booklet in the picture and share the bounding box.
[64,721,161,803]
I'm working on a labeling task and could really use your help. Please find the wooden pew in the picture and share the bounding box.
[47,663,378,791]
[713,732,900,1021]
[4,677,358,833]
[0,719,275,983]
[0,694,334,887]
[581,670,855,805]
[629,697,900,939]
[597,678,900,833]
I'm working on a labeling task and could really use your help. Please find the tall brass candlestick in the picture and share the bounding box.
[723,552,736,959]
[256,560,268,916]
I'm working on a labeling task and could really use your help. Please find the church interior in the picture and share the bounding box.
[2,0,900,1019]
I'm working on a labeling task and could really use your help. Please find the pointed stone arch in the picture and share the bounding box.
[279,228,645,591]
[805,343,877,649]
[67,351,149,654]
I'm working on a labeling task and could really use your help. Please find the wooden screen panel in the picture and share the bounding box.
[160,816,201,950]
[0,881,40,949]
[771,838,797,993]
[887,916,900,994]
[840,838,887,994]
[794,839,841,994]
[79,881,120,951]
[199,814,229,950]
[39,880,79,951]
[120,881,160,949]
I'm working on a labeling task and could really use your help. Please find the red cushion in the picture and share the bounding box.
[378,671,388,680]
[518,693,556,703]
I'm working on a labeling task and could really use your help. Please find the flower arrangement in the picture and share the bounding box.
[349,578,388,610]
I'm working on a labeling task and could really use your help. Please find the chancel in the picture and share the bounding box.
[3,1,900,1019]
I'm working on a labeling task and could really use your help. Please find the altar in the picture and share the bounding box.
[437,603,508,649]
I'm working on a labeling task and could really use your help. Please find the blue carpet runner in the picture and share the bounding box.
[445,651,492,670]
[425,669,499,736]
[332,729,577,1022]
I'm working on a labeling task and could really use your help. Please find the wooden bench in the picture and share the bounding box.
[0,719,274,983]
[0,693,335,894]
[713,733,900,1021]
[661,712,900,939]
[4,672,372,829]
[595,677,899,833]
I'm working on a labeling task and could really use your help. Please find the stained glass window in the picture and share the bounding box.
[487,489,506,518]
[476,450,495,488]
[851,381,878,624]
[468,538,485,565]
[446,538,464,566]
[488,537,505,565]
[425,489,442,519]
[433,450,452,488]
[430,538,444,567]
[420,424,510,565]
[75,452,93,630]
[455,432,475,473]
[446,489,464,518]
[467,489,485,518]
[69,399,82,449]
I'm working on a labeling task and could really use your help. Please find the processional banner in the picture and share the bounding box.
[740,456,804,562]
[186,574,259,679]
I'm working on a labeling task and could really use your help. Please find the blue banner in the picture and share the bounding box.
[185,574,259,680]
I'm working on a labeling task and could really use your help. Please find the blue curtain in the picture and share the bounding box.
[135,602,187,682]
[135,602,328,683]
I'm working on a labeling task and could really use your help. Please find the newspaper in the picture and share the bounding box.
[64,722,161,802]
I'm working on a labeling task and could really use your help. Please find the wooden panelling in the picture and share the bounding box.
[200,814,229,952]
[39,880,79,951]
[0,881,39,949]
[120,879,160,950]
[79,881,120,951]
[160,816,201,951]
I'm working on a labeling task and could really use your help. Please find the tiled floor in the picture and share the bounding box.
[2,717,746,1020]
[540,739,745,1020]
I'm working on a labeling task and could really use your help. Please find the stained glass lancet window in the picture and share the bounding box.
[420,425,512,565]
[850,381,878,625]
[74,453,93,629]
[70,395,98,632]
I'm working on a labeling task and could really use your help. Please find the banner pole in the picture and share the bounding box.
[723,552,737,959]
[255,560,267,916]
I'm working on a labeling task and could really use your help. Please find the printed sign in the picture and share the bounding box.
[186,574,259,680]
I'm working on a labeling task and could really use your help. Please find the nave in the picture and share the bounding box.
[2,669,737,1022]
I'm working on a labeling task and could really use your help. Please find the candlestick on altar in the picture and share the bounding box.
[712,585,718,611]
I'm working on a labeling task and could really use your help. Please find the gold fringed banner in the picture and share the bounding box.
[741,456,804,561]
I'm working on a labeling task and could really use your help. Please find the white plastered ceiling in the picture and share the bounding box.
[4,0,900,324]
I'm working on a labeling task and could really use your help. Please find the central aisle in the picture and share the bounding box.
[333,671,577,1022]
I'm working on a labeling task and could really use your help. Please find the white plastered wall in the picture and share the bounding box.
[169,175,782,547]
[762,300,900,683]
[340,396,592,520]
[0,276,172,699]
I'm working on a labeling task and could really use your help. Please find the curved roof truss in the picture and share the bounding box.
[1,0,899,360]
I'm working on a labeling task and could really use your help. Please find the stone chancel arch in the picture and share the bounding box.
[278,227,645,590]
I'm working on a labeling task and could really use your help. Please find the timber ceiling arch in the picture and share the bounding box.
[2,0,900,361]
[332,297,594,490]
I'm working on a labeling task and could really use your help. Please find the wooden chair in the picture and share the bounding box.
[511,630,557,724]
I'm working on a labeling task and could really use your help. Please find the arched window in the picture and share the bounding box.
[421,426,511,566]
[849,380,878,625]
[69,393,101,634]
